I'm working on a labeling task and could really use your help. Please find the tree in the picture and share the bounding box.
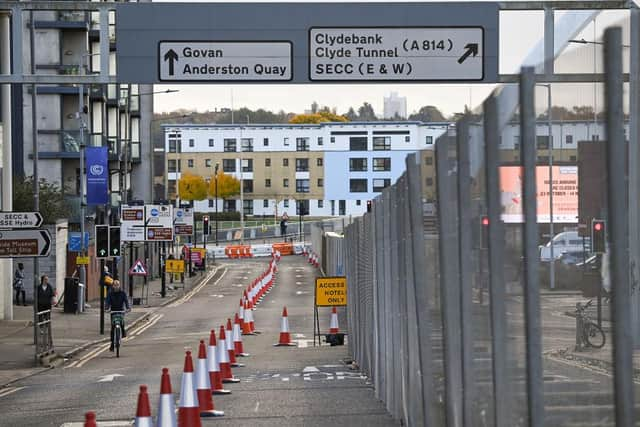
[357,102,377,121]
[345,107,358,121]
[13,177,70,224]
[178,173,208,201]
[409,105,446,122]
[289,111,348,124]
[208,172,240,199]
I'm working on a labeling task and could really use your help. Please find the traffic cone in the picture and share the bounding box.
[207,329,231,395]
[329,306,340,334]
[196,340,224,417]
[245,300,259,334]
[274,307,296,347]
[134,385,152,427]
[226,318,244,367]
[233,313,249,357]
[84,412,97,427]
[242,300,254,335]
[178,351,201,427]
[238,298,246,331]
[218,326,240,383]
[157,368,177,427]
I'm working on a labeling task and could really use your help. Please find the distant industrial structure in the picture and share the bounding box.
[383,92,407,120]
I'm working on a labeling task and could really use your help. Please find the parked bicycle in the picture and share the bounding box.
[109,310,127,357]
[575,300,606,349]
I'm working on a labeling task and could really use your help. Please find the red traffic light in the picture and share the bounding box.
[482,216,489,226]
[594,222,602,231]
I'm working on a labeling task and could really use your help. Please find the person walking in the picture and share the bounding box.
[13,263,26,306]
[37,275,55,319]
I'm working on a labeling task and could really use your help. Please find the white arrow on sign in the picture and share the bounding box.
[97,374,124,383]
[0,229,51,257]
[0,211,43,229]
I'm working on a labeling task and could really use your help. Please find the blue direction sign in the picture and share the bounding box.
[69,232,90,252]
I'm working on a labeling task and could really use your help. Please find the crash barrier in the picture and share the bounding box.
[324,34,636,427]
[208,242,309,259]
[81,255,284,426]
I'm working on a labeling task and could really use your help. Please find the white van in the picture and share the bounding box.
[539,231,590,262]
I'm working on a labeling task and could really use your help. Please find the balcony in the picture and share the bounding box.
[35,131,119,160]
[34,11,89,31]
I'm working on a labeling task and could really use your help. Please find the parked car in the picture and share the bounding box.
[539,231,590,262]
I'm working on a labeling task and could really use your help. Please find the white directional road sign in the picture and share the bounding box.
[174,207,194,236]
[120,205,145,242]
[0,212,43,229]
[159,42,293,81]
[310,27,484,81]
[146,205,174,241]
[0,229,51,257]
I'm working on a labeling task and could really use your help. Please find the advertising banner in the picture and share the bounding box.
[86,146,109,205]
[499,165,579,223]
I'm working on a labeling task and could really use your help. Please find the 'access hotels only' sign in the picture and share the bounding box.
[315,277,347,307]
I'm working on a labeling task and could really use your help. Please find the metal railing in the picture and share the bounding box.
[35,310,53,358]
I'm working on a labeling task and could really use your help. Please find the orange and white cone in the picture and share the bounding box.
[226,318,244,367]
[238,298,246,330]
[218,326,240,383]
[233,313,249,357]
[207,329,230,395]
[241,300,254,335]
[274,307,296,347]
[84,412,97,427]
[134,385,153,427]
[195,340,224,417]
[329,307,340,334]
[157,368,177,427]
[178,351,202,427]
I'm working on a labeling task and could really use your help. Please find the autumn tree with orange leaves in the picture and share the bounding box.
[208,171,240,200]
[178,173,208,201]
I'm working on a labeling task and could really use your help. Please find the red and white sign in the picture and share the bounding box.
[128,259,148,276]
[191,251,202,263]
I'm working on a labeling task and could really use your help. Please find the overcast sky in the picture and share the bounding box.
[150,1,628,118]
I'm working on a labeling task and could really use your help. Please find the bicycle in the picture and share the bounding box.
[575,300,606,349]
[109,310,127,358]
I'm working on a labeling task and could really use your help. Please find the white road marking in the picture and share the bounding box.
[294,333,306,338]
[75,343,111,368]
[292,373,301,377]
[296,281,303,285]
[97,374,124,382]
[0,387,25,398]
[296,275,303,278]
[282,377,290,382]
[303,366,319,373]
[337,376,345,380]
[60,421,132,427]
[272,374,280,378]
[295,291,309,295]
[131,314,164,337]
[254,402,260,412]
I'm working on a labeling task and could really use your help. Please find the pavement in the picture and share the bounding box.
[0,267,210,388]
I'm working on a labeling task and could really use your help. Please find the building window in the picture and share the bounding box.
[373,136,391,150]
[296,158,309,172]
[318,137,323,145]
[349,158,368,172]
[425,156,433,166]
[167,180,176,196]
[318,200,324,208]
[373,178,391,192]
[263,199,269,208]
[168,139,180,153]
[263,138,269,146]
[592,134,600,141]
[350,179,367,193]
[208,138,214,147]
[168,159,177,173]
[241,159,253,172]
[208,200,214,208]
[570,155,577,162]
[284,137,289,146]
[426,177,434,186]
[317,158,323,167]
[405,135,410,142]
[223,159,236,172]
[514,135,520,146]
[297,200,309,216]
[243,199,253,215]
[373,157,391,171]
[205,159,212,167]
[223,199,236,212]
[349,136,367,151]
[425,136,433,145]
[243,180,253,193]
[283,158,289,167]
[317,178,323,187]
[536,135,551,150]
[241,138,254,152]
[566,135,573,144]
[538,155,549,163]
[265,158,271,167]
[189,138,194,147]
[224,138,237,152]
[296,179,310,193]
[187,159,194,168]
[283,178,289,187]
[514,142,520,151]
[284,199,289,208]
[330,136,335,143]
[265,178,271,188]
[356,200,361,206]
[296,137,310,151]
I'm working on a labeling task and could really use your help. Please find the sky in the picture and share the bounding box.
[150,1,629,118]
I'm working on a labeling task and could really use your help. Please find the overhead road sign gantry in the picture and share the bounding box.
[116,2,499,84]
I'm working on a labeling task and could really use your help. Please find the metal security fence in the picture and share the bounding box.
[334,26,636,427]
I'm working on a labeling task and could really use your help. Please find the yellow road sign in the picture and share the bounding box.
[166,259,185,274]
[315,276,347,307]
[76,256,90,265]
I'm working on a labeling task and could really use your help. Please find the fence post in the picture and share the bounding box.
[604,26,635,427]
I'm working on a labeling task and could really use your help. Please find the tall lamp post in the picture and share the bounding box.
[214,163,219,246]
[538,83,554,290]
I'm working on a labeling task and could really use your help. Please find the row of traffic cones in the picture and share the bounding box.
[273,305,341,346]
[302,248,319,268]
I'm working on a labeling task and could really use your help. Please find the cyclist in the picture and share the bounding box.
[105,279,130,352]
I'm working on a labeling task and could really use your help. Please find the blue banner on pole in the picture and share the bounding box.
[86,146,109,205]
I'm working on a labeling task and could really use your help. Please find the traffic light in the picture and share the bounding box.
[591,219,606,253]
[367,200,372,213]
[480,215,489,249]
[203,215,210,235]
[95,225,109,258]
[109,226,121,257]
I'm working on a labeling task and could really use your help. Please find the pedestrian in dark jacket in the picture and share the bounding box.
[13,263,26,306]
[105,280,130,351]
[37,275,55,319]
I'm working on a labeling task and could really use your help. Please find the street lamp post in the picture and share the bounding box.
[214,163,219,246]
[538,83,555,290]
